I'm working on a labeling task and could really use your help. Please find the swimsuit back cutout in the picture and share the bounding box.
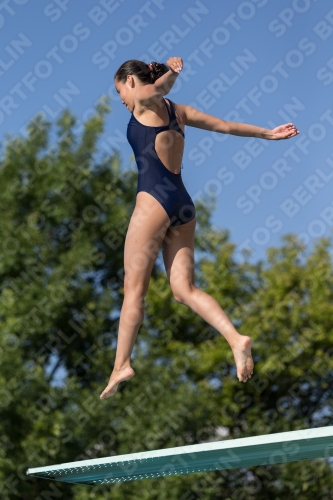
[127,97,196,227]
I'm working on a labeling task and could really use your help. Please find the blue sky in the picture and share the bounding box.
[2,0,333,262]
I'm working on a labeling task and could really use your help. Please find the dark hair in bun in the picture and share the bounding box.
[114,59,169,85]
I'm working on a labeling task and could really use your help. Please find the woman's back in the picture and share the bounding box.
[127,97,195,227]
[127,97,184,175]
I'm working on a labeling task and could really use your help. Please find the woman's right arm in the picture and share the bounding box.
[182,105,299,140]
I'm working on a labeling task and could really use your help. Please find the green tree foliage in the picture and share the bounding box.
[1,100,333,499]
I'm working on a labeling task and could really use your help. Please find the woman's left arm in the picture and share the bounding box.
[135,57,183,105]
[182,105,300,140]
[154,57,183,95]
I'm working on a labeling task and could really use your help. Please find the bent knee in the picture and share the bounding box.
[172,283,196,304]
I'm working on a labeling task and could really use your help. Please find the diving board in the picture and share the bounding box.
[26,426,333,487]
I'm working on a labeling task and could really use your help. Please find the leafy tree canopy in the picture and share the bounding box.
[1,98,333,499]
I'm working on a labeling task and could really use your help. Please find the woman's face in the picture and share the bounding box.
[114,76,138,113]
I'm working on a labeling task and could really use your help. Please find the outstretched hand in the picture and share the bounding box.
[167,56,183,73]
[270,123,300,140]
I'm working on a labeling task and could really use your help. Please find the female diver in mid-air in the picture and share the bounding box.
[100,57,299,399]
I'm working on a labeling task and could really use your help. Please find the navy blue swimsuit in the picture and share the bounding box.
[127,97,196,227]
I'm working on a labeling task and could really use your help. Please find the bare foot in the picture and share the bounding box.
[231,336,253,383]
[100,366,135,399]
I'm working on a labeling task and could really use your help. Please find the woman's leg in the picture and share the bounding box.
[100,192,171,399]
[162,217,254,383]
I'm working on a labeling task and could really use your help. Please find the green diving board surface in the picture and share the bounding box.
[26,426,333,486]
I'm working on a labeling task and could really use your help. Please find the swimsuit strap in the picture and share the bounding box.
[164,97,184,137]
[133,98,174,120]
[165,98,178,120]
[163,98,172,120]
